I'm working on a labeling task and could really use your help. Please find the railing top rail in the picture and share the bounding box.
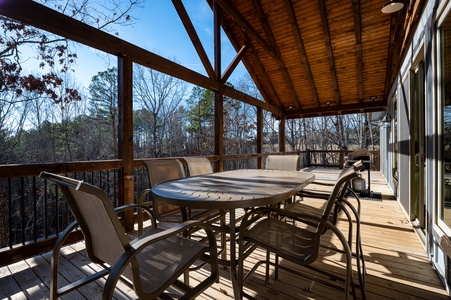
[0,160,123,179]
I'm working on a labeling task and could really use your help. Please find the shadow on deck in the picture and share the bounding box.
[0,169,449,299]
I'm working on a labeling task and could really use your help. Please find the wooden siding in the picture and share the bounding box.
[0,169,448,299]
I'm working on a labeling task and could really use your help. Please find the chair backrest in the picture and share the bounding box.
[266,155,300,171]
[143,159,186,221]
[184,156,213,176]
[347,150,370,161]
[39,172,134,280]
[319,161,364,232]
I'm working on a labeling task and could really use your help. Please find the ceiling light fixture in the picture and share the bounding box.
[381,0,405,14]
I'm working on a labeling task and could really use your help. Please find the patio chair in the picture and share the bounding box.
[266,154,300,206]
[237,165,360,300]
[40,171,218,300]
[289,161,367,298]
[183,156,233,262]
[183,156,213,176]
[139,159,229,266]
[139,159,216,223]
[265,154,300,171]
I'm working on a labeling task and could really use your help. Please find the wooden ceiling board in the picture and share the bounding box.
[215,0,425,117]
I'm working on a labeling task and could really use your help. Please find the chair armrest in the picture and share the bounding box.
[115,203,155,220]
[310,181,335,187]
[296,190,330,200]
[115,203,157,234]
[240,207,352,254]
[103,220,218,299]
[138,188,152,204]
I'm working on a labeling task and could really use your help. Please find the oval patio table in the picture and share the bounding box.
[151,169,315,299]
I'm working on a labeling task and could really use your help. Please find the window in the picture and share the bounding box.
[439,11,451,231]
[393,99,398,182]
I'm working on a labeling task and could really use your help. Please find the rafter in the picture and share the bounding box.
[285,0,320,108]
[248,46,284,108]
[211,0,283,108]
[0,0,282,115]
[172,0,216,80]
[284,100,387,119]
[221,44,248,83]
[215,0,276,57]
[352,0,364,102]
[251,0,302,110]
[385,0,426,96]
[317,0,340,105]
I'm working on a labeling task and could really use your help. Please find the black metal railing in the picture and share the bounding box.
[0,150,380,266]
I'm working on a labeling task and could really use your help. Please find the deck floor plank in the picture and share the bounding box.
[7,260,50,300]
[0,265,26,299]
[0,169,449,299]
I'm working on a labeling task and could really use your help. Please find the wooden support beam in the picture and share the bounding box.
[256,107,263,169]
[214,1,224,172]
[279,118,286,153]
[317,0,340,105]
[221,44,248,83]
[251,0,302,110]
[352,0,364,102]
[215,0,276,57]
[172,0,216,80]
[118,55,134,231]
[216,10,283,108]
[285,0,320,108]
[0,0,281,116]
[285,100,387,119]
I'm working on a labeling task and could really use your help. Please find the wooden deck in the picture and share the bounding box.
[1,169,449,299]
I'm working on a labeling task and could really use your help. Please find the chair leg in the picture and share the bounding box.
[221,214,228,267]
[265,250,271,286]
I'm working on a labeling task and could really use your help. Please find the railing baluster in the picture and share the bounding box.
[8,178,12,249]
[0,153,380,266]
[33,176,37,242]
[55,182,59,236]
[20,177,25,245]
[44,179,48,239]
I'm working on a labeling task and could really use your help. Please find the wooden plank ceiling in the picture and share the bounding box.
[212,0,425,118]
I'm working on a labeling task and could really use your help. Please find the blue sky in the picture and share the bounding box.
[71,0,247,88]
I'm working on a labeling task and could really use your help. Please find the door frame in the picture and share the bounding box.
[410,47,426,241]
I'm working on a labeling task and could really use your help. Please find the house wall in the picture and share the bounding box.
[380,0,451,293]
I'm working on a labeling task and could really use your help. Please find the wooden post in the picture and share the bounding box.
[118,55,134,231]
[339,150,345,169]
[214,2,224,172]
[279,117,286,153]
[257,107,263,169]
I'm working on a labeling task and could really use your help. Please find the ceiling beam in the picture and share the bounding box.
[243,40,283,108]
[284,100,387,119]
[285,0,320,108]
[211,0,283,108]
[0,0,282,115]
[221,44,248,83]
[251,0,302,110]
[352,0,364,102]
[317,0,340,105]
[385,0,426,95]
[172,0,216,80]
[215,0,276,57]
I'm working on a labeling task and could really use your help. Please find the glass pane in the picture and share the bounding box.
[413,70,420,219]
[393,100,398,179]
[441,15,451,227]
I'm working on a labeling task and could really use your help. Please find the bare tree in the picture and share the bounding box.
[134,64,188,158]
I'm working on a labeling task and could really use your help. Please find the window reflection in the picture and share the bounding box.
[441,18,451,227]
